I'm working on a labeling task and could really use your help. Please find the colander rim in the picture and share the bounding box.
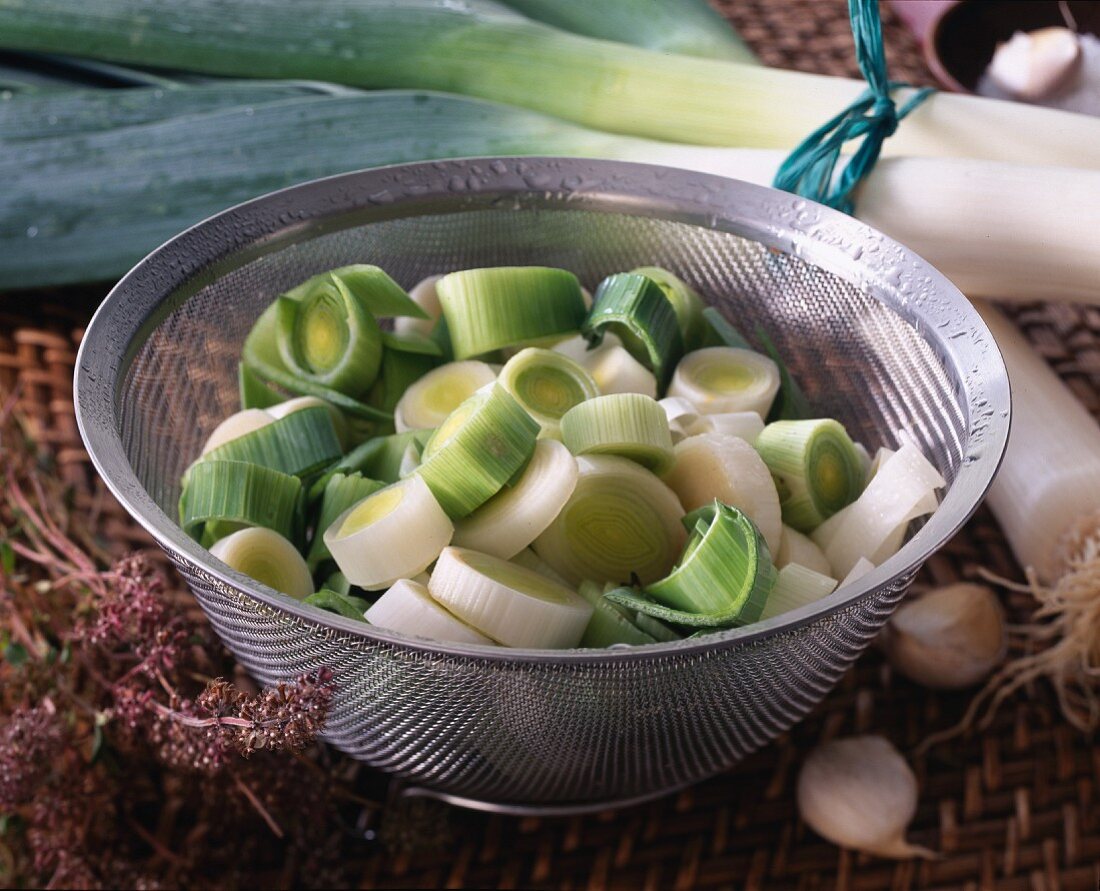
[74,156,1010,665]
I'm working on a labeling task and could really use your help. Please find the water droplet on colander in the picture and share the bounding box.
[26,226,38,238]
[562,175,583,190]
[490,160,508,175]
[522,172,553,189]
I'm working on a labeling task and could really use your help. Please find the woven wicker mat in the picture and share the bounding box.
[4,1,1100,888]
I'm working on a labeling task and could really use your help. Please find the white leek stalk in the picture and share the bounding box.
[668,347,779,417]
[324,474,454,589]
[200,408,273,455]
[209,526,313,599]
[452,439,579,559]
[760,563,838,621]
[497,347,598,439]
[659,397,701,436]
[662,432,782,555]
[685,411,764,444]
[365,577,495,645]
[812,442,944,579]
[394,360,496,432]
[429,546,593,648]
[552,334,658,398]
[839,557,876,589]
[510,547,572,587]
[393,274,443,339]
[533,454,685,585]
[776,525,832,576]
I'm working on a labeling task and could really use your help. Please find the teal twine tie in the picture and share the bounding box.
[772,0,934,215]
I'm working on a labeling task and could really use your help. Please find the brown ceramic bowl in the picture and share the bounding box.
[924,0,1100,93]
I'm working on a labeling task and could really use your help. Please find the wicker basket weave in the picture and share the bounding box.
[3,0,1099,886]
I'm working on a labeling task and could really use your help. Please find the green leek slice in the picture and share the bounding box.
[497,347,598,439]
[394,360,497,432]
[416,384,540,518]
[755,418,865,532]
[560,392,674,473]
[437,266,587,359]
[605,501,776,627]
[583,272,683,388]
[429,546,593,649]
[304,588,371,621]
[199,408,273,455]
[577,580,657,647]
[532,454,685,586]
[209,526,313,600]
[180,459,302,543]
[194,405,341,479]
[630,266,707,349]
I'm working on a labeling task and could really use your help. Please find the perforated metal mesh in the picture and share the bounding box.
[78,159,1006,812]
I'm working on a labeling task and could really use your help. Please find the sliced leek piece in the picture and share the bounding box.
[274,275,382,397]
[510,547,572,588]
[686,410,764,444]
[560,393,674,473]
[397,441,421,478]
[632,610,681,642]
[452,439,578,559]
[659,397,701,431]
[393,274,444,339]
[180,459,302,542]
[755,327,812,422]
[776,524,832,576]
[759,563,838,621]
[209,526,313,599]
[239,361,285,410]
[437,266,587,359]
[371,340,440,416]
[195,404,342,480]
[309,428,435,499]
[583,272,684,387]
[577,580,657,647]
[365,577,495,645]
[324,474,453,589]
[200,408,273,455]
[668,347,780,417]
[606,501,776,627]
[304,588,371,621]
[838,557,876,589]
[498,348,598,439]
[429,546,592,649]
[417,384,539,518]
[701,307,752,350]
[590,344,659,398]
[532,454,685,586]
[394,360,497,432]
[283,264,427,320]
[630,266,707,349]
[756,418,865,532]
[267,395,348,448]
[662,432,782,555]
[305,472,385,571]
[815,443,944,578]
[551,331,621,366]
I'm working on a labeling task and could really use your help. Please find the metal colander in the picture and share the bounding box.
[75,158,1009,814]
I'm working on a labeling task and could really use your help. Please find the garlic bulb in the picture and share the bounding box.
[988,28,1081,101]
[881,583,1006,689]
[797,736,933,859]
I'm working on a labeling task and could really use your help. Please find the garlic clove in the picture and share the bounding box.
[988,27,1082,101]
[882,583,1006,689]
[797,735,935,860]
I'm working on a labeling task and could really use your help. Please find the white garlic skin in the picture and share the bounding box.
[882,583,1006,689]
[797,735,932,859]
[988,27,1082,101]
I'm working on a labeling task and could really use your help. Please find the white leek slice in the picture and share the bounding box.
[661,432,782,555]
[510,547,572,588]
[324,474,453,589]
[551,332,621,365]
[668,347,780,416]
[590,344,659,398]
[497,347,598,439]
[410,572,431,586]
[839,557,876,589]
[393,274,443,338]
[452,440,579,559]
[397,441,421,478]
[865,446,895,485]
[776,524,832,576]
[533,454,685,586]
[686,410,765,444]
[659,397,700,427]
[759,563,838,621]
[366,578,495,645]
[209,526,313,600]
[814,443,944,579]
[394,360,497,432]
[560,393,674,473]
[429,546,592,648]
[200,408,274,455]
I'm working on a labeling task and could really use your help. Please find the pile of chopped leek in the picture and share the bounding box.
[179,264,944,650]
